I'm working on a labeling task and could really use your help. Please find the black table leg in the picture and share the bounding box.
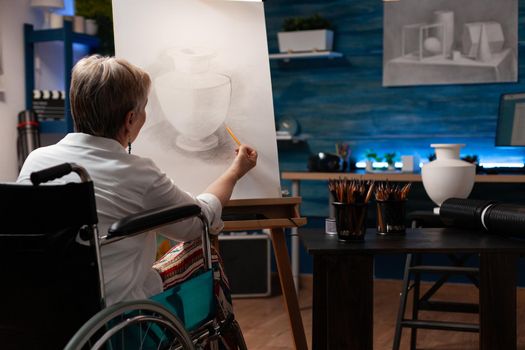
[479,252,517,350]
[313,254,374,350]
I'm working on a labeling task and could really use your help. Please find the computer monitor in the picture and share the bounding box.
[496,92,525,146]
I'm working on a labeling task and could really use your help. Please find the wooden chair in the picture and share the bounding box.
[392,211,480,350]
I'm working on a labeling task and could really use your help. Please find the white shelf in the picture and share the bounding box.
[269,51,343,61]
[276,133,309,142]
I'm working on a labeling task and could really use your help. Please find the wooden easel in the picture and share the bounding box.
[223,197,308,350]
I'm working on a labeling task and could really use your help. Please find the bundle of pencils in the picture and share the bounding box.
[328,178,375,204]
[374,181,412,201]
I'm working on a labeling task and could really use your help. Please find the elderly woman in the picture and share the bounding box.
[17,55,257,306]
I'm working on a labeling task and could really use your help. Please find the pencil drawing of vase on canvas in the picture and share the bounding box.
[112,0,282,199]
[155,47,232,152]
[383,0,517,86]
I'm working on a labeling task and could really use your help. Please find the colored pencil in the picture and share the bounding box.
[225,126,241,146]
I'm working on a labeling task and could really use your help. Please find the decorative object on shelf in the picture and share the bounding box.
[375,181,411,235]
[364,149,382,173]
[30,0,65,29]
[421,144,476,214]
[155,47,231,152]
[328,178,375,242]
[49,12,63,29]
[73,15,85,33]
[75,0,114,55]
[383,152,397,170]
[278,14,333,53]
[401,155,419,173]
[32,89,65,121]
[277,116,300,136]
[85,19,98,35]
[307,152,341,172]
[335,143,350,172]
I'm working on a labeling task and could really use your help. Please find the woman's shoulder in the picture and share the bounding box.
[125,154,167,182]
[129,154,161,171]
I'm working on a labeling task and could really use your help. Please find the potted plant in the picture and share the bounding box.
[384,152,397,170]
[364,149,382,173]
[277,14,333,53]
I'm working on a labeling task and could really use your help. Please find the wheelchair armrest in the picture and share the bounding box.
[107,204,201,239]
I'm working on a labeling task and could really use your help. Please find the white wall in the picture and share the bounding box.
[0,0,36,181]
[0,0,75,181]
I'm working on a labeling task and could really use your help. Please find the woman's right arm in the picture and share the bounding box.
[142,144,257,241]
[203,144,257,206]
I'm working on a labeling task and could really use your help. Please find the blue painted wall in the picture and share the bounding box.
[265,0,525,217]
[264,0,525,282]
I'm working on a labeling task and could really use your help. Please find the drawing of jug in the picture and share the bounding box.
[155,47,231,151]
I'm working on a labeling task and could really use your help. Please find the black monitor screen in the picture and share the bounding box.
[496,93,525,146]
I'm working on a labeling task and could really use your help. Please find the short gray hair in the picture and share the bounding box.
[70,55,151,138]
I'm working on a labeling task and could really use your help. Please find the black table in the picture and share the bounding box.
[300,227,525,350]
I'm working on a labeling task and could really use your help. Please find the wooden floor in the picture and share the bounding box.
[233,276,525,350]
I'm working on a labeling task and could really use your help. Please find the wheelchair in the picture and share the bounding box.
[0,162,247,350]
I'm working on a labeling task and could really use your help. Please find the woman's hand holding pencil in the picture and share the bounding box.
[224,125,257,179]
[203,125,258,206]
[232,145,257,179]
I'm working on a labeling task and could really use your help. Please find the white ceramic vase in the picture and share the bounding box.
[434,10,454,57]
[155,47,231,152]
[421,144,475,212]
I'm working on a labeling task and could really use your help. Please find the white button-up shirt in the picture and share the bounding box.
[17,133,223,305]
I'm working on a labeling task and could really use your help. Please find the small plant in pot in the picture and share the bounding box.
[384,152,397,170]
[364,149,382,172]
[282,14,332,32]
[278,14,334,53]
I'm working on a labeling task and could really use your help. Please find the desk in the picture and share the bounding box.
[281,171,525,183]
[300,227,525,350]
[283,171,525,292]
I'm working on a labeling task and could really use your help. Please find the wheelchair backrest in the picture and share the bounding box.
[0,181,103,350]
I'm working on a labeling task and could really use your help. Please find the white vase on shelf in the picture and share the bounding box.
[421,144,475,213]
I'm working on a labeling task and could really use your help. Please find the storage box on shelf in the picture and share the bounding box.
[24,21,100,133]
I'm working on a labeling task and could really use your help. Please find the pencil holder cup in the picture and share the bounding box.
[332,202,368,242]
[376,199,407,235]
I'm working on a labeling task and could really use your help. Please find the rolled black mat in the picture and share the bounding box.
[484,203,525,237]
[440,198,497,230]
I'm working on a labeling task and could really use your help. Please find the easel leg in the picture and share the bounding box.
[270,227,308,350]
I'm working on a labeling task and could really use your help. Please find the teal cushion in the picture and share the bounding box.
[151,269,215,331]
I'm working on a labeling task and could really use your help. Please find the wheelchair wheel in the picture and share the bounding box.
[64,300,194,350]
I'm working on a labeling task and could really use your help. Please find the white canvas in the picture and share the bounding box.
[112,0,281,199]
